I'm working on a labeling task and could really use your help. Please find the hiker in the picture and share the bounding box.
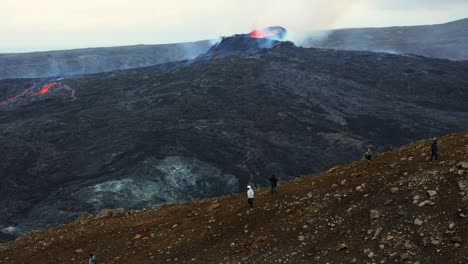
[269,174,278,194]
[89,254,97,264]
[431,139,438,161]
[364,148,372,161]
[247,185,254,208]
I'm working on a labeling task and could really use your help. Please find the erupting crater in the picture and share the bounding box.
[201,26,292,59]
[250,26,287,40]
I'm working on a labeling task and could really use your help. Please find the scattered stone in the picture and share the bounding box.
[75,248,83,253]
[418,200,433,207]
[133,234,142,240]
[431,239,440,245]
[372,227,383,240]
[335,243,348,251]
[356,186,363,192]
[414,218,424,226]
[207,203,220,211]
[460,162,468,170]
[427,190,437,197]
[390,187,399,194]
[370,210,380,220]
[298,235,305,241]
[403,241,413,249]
[400,253,410,260]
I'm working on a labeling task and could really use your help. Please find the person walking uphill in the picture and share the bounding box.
[431,139,438,161]
[247,185,254,208]
[269,174,278,194]
[364,148,372,168]
[89,254,97,264]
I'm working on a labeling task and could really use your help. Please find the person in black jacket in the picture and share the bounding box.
[364,148,372,161]
[269,174,278,194]
[431,139,438,161]
[89,254,97,264]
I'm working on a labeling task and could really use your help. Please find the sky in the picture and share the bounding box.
[1,0,467,52]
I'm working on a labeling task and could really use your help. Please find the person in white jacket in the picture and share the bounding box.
[247,185,254,208]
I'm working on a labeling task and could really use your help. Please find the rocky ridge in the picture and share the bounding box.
[1,131,467,263]
[307,17,468,60]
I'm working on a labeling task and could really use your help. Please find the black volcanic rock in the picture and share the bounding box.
[1,44,468,241]
[202,35,289,58]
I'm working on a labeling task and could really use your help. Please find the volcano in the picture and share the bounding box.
[202,26,293,59]
[1,33,468,243]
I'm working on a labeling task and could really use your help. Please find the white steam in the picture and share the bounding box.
[243,0,358,44]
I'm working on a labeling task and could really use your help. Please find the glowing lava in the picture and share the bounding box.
[37,82,57,95]
[250,26,287,40]
[0,81,76,107]
[250,29,273,39]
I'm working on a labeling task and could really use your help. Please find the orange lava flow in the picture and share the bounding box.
[37,82,58,95]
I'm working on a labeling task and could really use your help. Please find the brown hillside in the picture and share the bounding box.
[1,131,467,264]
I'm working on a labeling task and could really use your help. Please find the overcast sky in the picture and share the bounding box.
[2,0,467,52]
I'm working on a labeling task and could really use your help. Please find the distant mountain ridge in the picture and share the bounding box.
[0,41,212,80]
[1,18,467,80]
[306,18,468,60]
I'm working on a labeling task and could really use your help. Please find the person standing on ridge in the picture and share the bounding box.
[89,253,97,264]
[364,148,372,161]
[269,174,278,194]
[431,138,438,161]
[363,148,372,168]
[247,185,254,208]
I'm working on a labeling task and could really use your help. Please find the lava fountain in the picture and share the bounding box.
[250,26,287,40]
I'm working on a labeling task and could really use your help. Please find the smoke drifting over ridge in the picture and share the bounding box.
[243,0,357,45]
